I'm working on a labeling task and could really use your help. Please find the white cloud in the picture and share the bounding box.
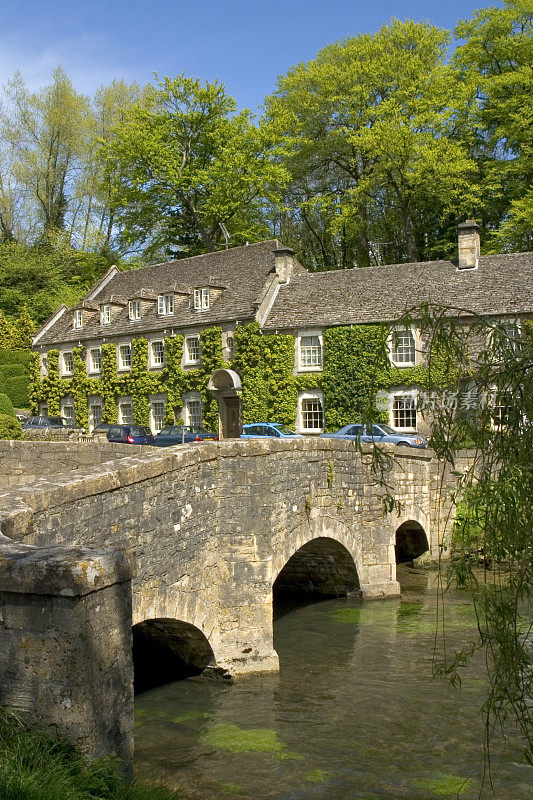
[0,32,145,97]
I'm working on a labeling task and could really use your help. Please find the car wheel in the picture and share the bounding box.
[395,441,412,447]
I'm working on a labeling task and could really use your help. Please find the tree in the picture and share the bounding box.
[0,68,92,234]
[264,19,478,268]
[0,310,13,349]
[390,305,533,768]
[101,74,288,260]
[454,0,533,251]
[11,306,35,349]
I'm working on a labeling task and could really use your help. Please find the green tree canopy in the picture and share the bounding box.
[101,74,289,261]
[264,19,479,268]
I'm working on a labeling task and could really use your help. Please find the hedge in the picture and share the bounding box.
[0,393,14,416]
[0,349,31,409]
[0,412,22,439]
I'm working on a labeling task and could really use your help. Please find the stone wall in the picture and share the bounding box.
[0,439,136,489]
[0,539,135,771]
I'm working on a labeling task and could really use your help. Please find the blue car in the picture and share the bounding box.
[320,424,427,449]
[106,424,156,445]
[241,423,303,439]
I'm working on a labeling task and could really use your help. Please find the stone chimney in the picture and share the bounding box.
[457,220,480,269]
[273,246,296,284]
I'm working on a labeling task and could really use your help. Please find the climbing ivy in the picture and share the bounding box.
[30,321,461,432]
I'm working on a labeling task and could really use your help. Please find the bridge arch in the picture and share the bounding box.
[132,618,216,693]
[394,519,429,564]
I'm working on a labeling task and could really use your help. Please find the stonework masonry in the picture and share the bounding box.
[0,438,453,768]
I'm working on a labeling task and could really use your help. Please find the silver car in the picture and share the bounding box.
[320,423,427,448]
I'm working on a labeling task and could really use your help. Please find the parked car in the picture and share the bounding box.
[241,423,303,439]
[15,413,29,423]
[154,425,219,446]
[106,424,156,445]
[22,415,79,434]
[320,424,427,448]
[91,422,113,437]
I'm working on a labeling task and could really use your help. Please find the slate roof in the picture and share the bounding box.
[263,252,533,330]
[36,240,304,346]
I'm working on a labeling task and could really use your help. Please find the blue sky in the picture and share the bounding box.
[1,0,498,110]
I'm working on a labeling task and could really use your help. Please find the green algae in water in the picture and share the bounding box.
[202,723,301,760]
[413,773,471,796]
[304,768,329,782]
[220,782,246,795]
[330,601,477,635]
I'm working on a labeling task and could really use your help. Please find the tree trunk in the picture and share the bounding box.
[403,202,418,262]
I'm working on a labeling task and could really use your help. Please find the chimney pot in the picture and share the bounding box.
[273,246,296,284]
[457,220,480,269]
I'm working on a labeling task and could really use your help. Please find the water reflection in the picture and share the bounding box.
[134,567,531,799]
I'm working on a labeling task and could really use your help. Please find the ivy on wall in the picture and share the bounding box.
[30,321,461,431]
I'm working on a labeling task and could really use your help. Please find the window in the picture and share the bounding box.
[62,403,75,423]
[151,340,165,367]
[391,328,416,365]
[39,404,48,416]
[226,335,235,358]
[299,335,322,369]
[118,344,132,370]
[150,400,165,433]
[100,304,111,325]
[73,309,83,328]
[62,351,74,375]
[185,394,202,428]
[299,393,324,432]
[392,394,417,430]
[490,322,521,359]
[185,336,201,364]
[88,401,102,431]
[40,356,48,377]
[119,401,134,425]
[89,348,102,373]
[128,299,141,321]
[157,293,174,316]
[194,288,210,310]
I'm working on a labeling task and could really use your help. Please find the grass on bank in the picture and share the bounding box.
[0,710,179,800]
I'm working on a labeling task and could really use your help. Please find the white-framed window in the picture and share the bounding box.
[194,287,210,310]
[128,299,141,321]
[62,351,74,375]
[489,320,521,359]
[61,400,75,423]
[157,293,174,316]
[100,304,111,325]
[89,347,102,373]
[39,403,48,416]
[184,393,202,428]
[298,391,324,433]
[40,355,49,377]
[118,344,132,370]
[226,335,235,358]
[150,397,166,433]
[151,340,165,367]
[392,393,417,431]
[184,336,201,364]
[298,332,323,370]
[118,399,134,425]
[390,328,416,366]
[73,309,83,329]
[88,399,103,432]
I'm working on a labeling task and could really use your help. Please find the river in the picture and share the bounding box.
[134,567,531,799]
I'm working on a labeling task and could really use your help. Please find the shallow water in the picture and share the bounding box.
[134,567,531,799]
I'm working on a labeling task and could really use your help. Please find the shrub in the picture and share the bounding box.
[0,412,22,439]
[3,376,30,408]
[0,393,14,416]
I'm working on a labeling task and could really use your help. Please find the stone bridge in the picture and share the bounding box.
[0,438,448,769]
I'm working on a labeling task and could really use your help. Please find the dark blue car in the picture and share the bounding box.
[154,425,219,446]
[320,424,427,448]
[106,424,156,445]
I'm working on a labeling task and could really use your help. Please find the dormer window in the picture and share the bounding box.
[128,300,141,321]
[100,304,111,325]
[73,309,83,329]
[158,293,174,316]
[194,288,210,311]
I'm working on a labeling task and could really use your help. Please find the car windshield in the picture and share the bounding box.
[49,417,71,426]
[130,426,151,436]
[273,424,297,435]
[376,424,396,435]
